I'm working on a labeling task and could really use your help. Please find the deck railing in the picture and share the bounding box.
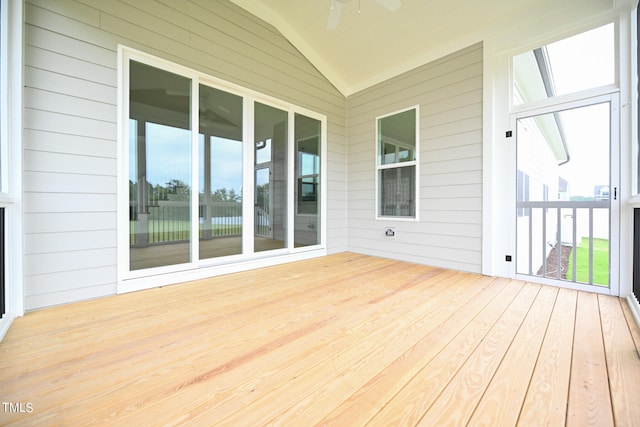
[130,202,242,246]
[517,200,610,286]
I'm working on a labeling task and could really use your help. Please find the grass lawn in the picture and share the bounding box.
[566,237,609,286]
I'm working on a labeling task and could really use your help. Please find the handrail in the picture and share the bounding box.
[517,200,609,208]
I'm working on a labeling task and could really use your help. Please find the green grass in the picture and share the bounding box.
[566,237,609,286]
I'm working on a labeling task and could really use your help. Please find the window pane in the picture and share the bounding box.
[298,177,318,214]
[378,109,416,166]
[295,113,321,246]
[377,108,417,218]
[379,166,416,217]
[199,85,243,260]
[255,102,288,252]
[513,24,614,105]
[129,61,192,270]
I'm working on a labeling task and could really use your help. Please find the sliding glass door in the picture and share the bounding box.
[124,52,325,280]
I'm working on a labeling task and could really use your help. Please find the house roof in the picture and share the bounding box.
[228,0,624,96]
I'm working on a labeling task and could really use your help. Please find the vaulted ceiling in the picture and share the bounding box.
[229,0,625,96]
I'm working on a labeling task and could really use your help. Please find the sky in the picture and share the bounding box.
[130,122,243,195]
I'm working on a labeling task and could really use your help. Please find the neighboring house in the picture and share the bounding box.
[1,0,640,337]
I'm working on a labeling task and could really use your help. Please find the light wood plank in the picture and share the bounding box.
[415,283,541,426]
[598,295,640,426]
[469,285,558,425]
[0,254,638,426]
[182,270,473,426]
[368,279,528,425]
[518,287,577,427]
[317,276,511,426]
[257,275,500,425]
[567,291,614,427]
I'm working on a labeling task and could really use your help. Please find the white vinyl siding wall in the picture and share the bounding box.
[22,0,346,309]
[346,43,483,273]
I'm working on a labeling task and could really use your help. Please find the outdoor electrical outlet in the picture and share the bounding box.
[385,228,396,239]
[505,255,512,262]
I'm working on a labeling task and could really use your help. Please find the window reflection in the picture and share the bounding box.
[126,56,326,275]
[129,61,192,270]
[295,114,321,246]
[199,84,243,260]
[254,102,288,252]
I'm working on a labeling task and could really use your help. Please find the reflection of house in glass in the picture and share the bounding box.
[594,185,610,200]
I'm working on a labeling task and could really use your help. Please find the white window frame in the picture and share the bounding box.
[375,105,420,221]
[117,46,327,293]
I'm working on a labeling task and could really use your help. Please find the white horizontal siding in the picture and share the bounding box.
[22,0,347,309]
[347,43,483,273]
[24,151,116,176]
[24,171,115,194]
[25,267,116,297]
[25,248,116,276]
[24,212,116,234]
[24,230,116,255]
[25,282,116,311]
[23,129,115,158]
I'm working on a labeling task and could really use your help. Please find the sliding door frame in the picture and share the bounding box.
[117,46,327,293]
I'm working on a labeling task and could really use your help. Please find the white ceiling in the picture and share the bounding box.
[229,0,623,96]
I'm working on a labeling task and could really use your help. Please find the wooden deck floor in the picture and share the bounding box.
[1,253,639,426]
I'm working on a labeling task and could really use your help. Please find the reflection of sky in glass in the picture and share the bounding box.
[146,123,191,187]
[256,139,271,164]
[300,152,319,176]
[200,135,243,193]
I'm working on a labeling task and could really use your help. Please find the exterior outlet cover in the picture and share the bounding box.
[385,228,396,239]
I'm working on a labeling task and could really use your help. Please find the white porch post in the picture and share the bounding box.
[0,0,24,341]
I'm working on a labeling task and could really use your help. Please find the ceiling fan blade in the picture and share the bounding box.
[376,0,401,12]
[327,0,343,31]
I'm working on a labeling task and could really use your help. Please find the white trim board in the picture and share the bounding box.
[626,294,640,328]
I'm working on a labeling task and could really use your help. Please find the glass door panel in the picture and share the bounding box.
[295,113,321,246]
[198,85,243,260]
[129,61,192,270]
[516,101,612,287]
[254,102,287,252]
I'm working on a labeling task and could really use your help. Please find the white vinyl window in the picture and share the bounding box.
[376,106,419,219]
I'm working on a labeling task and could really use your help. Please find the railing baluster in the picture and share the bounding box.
[528,209,533,275]
[589,207,594,285]
[557,207,562,279]
[572,207,577,282]
[542,207,547,278]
